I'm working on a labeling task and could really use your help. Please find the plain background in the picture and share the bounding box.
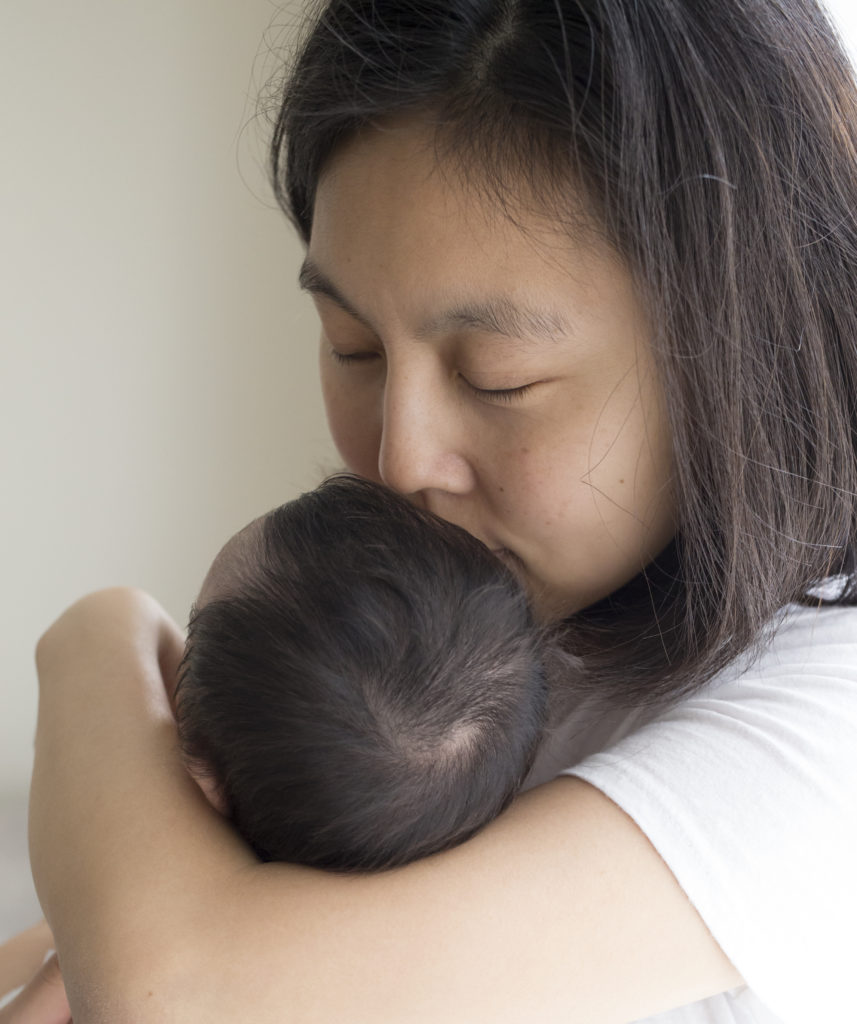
[1,0,338,798]
[1,0,857,939]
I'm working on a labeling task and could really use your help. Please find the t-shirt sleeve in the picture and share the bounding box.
[561,603,857,1024]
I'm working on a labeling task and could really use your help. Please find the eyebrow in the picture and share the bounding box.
[298,257,571,344]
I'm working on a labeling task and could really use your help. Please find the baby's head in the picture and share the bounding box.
[175,475,550,872]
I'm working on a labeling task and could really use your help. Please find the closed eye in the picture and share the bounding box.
[329,349,381,364]
[461,377,536,404]
[330,349,536,403]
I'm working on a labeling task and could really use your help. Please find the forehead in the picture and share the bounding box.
[197,515,267,607]
[308,119,629,335]
[316,114,597,236]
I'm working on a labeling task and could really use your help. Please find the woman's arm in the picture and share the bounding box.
[28,589,258,1019]
[30,589,741,1024]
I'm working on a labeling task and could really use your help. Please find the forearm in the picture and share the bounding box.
[32,591,169,901]
[28,589,255,1019]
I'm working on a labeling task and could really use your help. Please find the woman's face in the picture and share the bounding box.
[304,120,675,619]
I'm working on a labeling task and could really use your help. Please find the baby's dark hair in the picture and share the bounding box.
[176,475,549,872]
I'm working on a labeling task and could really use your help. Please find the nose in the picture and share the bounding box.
[377,359,476,498]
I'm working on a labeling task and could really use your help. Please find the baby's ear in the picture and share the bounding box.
[186,762,231,817]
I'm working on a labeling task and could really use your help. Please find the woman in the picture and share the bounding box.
[21,1,857,1021]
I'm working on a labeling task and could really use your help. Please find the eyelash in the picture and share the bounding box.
[329,349,534,404]
[460,379,535,403]
[329,349,378,365]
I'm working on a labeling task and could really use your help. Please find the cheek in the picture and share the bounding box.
[482,438,570,536]
[319,348,382,479]
[560,359,674,523]
[495,378,674,546]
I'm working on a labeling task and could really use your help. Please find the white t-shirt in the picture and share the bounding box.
[524,601,857,1024]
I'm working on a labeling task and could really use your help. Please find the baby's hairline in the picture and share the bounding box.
[197,513,269,609]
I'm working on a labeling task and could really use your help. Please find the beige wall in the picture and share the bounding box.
[0,1,337,792]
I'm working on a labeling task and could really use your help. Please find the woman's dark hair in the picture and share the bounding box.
[176,476,549,871]
[270,0,857,713]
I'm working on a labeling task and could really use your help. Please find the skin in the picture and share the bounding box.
[305,118,676,619]
[0,921,55,1002]
[0,923,69,1024]
[194,518,265,609]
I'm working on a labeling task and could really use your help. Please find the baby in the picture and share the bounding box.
[175,475,558,872]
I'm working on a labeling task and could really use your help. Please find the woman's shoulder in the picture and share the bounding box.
[560,597,857,1022]
[527,598,857,791]
[727,596,857,675]
[562,598,857,848]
